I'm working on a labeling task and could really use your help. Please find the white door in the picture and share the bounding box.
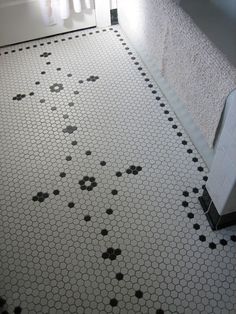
[0,0,97,46]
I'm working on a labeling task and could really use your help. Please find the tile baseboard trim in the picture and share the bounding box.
[199,187,236,230]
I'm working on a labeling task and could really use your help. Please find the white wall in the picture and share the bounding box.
[180,0,236,67]
[94,0,110,27]
[0,0,117,46]
[110,0,117,9]
[117,0,236,158]
[0,0,96,46]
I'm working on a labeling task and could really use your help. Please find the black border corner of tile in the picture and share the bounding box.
[199,188,236,230]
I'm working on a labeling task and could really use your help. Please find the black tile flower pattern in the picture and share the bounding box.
[79,176,97,191]
[50,83,64,93]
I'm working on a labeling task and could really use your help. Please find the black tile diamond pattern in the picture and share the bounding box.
[102,247,121,261]
[12,94,26,101]
[86,75,99,82]
[32,192,49,202]
[40,52,51,58]
[62,125,77,134]
[126,165,142,175]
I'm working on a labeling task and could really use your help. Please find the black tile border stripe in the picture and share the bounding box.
[0,26,96,50]
[0,26,115,57]
[110,27,236,247]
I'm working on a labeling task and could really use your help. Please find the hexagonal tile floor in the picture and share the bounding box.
[0,26,236,314]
